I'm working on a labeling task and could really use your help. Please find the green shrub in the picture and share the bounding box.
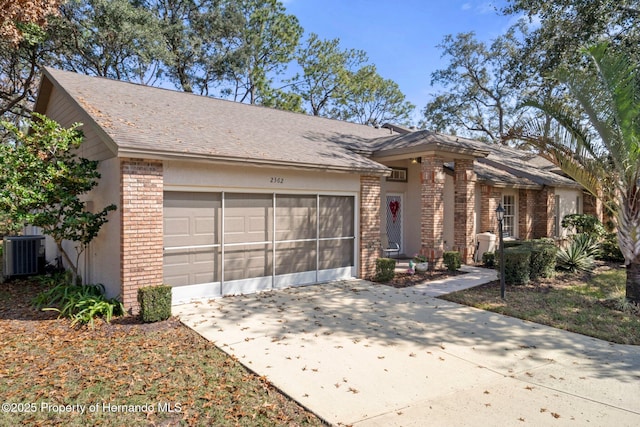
[374,258,396,282]
[138,285,172,323]
[561,214,606,238]
[482,251,495,268]
[528,241,557,280]
[35,281,124,327]
[500,248,531,285]
[413,254,428,263]
[443,251,461,271]
[556,233,600,273]
[598,232,624,262]
[504,241,525,249]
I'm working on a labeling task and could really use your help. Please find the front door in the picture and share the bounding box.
[385,194,403,254]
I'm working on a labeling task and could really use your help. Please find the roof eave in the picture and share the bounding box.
[372,144,489,162]
[117,147,391,176]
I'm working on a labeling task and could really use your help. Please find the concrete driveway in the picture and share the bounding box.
[175,268,640,426]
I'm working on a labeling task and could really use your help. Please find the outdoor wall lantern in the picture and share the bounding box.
[410,157,422,164]
[496,203,506,300]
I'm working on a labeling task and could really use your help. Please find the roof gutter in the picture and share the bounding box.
[116,147,392,177]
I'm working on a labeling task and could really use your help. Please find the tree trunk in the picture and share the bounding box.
[56,240,79,285]
[626,261,640,304]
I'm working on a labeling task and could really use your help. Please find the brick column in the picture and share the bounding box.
[359,175,381,280]
[421,156,445,265]
[583,190,603,223]
[480,185,502,234]
[454,159,476,263]
[519,189,535,240]
[120,159,164,314]
[534,187,555,238]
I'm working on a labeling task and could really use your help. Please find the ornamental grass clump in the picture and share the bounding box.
[34,274,124,327]
[556,234,600,273]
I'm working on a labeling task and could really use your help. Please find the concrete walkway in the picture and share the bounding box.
[175,267,640,426]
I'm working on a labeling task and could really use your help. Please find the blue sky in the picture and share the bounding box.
[282,0,518,124]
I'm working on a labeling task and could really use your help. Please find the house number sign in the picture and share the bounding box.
[270,177,285,184]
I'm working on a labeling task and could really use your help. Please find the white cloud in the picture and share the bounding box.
[477,2,499,15]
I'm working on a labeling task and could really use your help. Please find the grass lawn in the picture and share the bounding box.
[0,278,323,426]
[441,262,640,345]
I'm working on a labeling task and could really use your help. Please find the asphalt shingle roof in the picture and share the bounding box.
[38,68,581,189]
[41,68,390,174]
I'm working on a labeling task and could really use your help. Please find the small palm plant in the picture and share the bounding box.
[556,234,600,273]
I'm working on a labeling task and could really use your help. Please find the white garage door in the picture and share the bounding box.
[163,192,356,303]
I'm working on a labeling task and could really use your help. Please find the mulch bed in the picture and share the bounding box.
[380,269,467,288]
[0,277,179,332]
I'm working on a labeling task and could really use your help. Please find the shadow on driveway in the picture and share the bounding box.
[176,279,640,426]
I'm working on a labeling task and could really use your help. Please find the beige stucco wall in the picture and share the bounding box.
[32,87,119,295]
[164,160,361,194]
[45,86,115,161]
[555,187,584,239]
[81,157,121,298]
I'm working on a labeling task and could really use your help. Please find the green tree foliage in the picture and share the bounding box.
[331,65,415,126]
[223,0,303,105]
[519,43,640,303]
[290,33,368,116]
[422,30,526,143]
[505,1,640,79]
[53,0,167,84]
[148,0,244,94]
[0,2,65,123]
[0,114,116,282]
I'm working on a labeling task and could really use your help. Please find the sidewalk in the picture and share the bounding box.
[175,269,640,426]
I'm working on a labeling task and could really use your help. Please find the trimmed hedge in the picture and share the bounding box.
[375,258,396,282]
[443,251,461,271]
[500,247,531,285]
[496,239,556,284]
[528,241,557,280]
[504,241,525,249]
[138,285,172,323]
[482,251,495,268]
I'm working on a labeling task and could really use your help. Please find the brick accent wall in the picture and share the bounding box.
[518,189,536,240]
[120,159,164,314]
[421,156,445,265]
[583,190,603,223]
[534,187,555,238]
[454,159,476,263]
[360,175,381,280]
[480,185,502,234]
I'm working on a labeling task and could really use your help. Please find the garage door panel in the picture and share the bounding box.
[164,192,220,249]
[319,196,354,238]
[164,217,190,237]
[224,245,273,281]
[164,192,355,299]
[164,273,190,287]
[194,216,216,235]
[276,195,317,240]
[275,241,316,275]
[163,249,220,287]
[319,239,354,270]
